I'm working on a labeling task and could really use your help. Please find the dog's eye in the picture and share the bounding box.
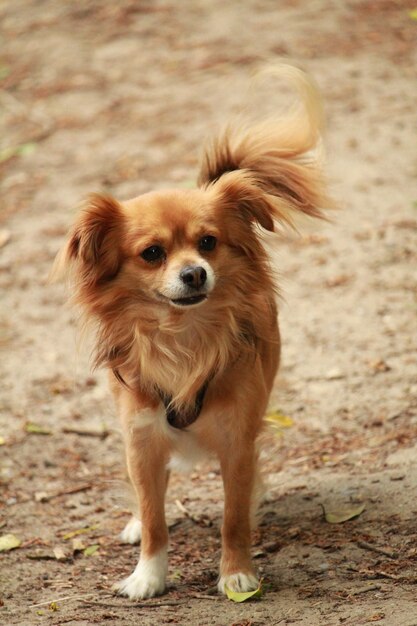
[199,235,217,252]
[141,245,165,263]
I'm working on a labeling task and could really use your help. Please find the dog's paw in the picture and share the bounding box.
[120,516,142,544]
[218,572,259,595]
[113,551,168,600]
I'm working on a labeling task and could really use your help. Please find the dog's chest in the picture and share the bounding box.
[137,324,230,401]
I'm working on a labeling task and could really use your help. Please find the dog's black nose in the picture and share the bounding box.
[180,266,207,289]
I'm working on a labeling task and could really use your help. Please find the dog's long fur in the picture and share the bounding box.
[54,66,331,599]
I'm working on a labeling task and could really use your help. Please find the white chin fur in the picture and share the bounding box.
[120,516,142,544]
[114,548,168,600]
[218,572,259,595]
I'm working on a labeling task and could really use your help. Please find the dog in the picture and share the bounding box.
[53,66,330,600]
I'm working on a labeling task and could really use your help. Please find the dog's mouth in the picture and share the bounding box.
[170,294,207,307]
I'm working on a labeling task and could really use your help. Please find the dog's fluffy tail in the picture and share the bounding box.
[198,65,332,225]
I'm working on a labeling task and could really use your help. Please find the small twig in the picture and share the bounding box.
[357,540,398,559]
[174,499,212,527]
[80,598,185,609]
[41,484,94,502]
[373,570,402,580]
[62,427,109,439]
[349,584,382,596]
[358,568,402,581]
[29,594,94,608]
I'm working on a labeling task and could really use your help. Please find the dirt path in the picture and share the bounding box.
[1,1,417,625]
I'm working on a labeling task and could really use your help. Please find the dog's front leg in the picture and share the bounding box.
[217,442,259,594]
[115,425,169,600]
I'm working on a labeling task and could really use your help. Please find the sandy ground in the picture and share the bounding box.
[1,1,417,625]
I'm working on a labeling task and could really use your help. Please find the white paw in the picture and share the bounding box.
[218,572,259,595]
[114,550,168,600]
[120,517,142,544]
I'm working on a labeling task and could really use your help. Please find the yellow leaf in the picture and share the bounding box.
[324,503,365,524]
[0,436,5,445]
[63,524,99,540]
[49,602,59,612]
[225,580,263,603]
[25,422,51,435]
[265,411,294,428]
[0,534,21,551]
[409,8,417,20]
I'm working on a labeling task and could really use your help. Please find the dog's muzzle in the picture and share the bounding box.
[170,265,208,306]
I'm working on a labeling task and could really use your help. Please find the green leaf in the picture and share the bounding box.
[0,533,21,551]
[324,503,365,524]
[0,142,37,164]
[83,544,100,557]
[225,580,263,602]
[18,142,37,157]
[25,422,52,435]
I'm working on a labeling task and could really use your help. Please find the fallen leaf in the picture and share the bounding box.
[368,359,391,374]
[325,367,344,380]
[225,580,263,603]
[323,503,365,524]
[72,538,86,552]
[0,436,5,446]
[409,9,417,20]
[25,422,52,436]
[49,602,59,612]
[0,534,21,551]
[18,142,37,157]
[265,411,294,428]
[63,524,99,540]
[84,544,100,557]
[53,546,68,561]
[34,491,49,503]
[0,142,37,164]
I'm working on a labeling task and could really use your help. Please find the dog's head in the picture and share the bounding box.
[54,172,278,318]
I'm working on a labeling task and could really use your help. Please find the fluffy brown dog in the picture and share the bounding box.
[54,67,330,599]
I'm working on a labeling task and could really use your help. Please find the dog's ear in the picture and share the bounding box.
[52,193,124,284]
[211,170,275,232]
